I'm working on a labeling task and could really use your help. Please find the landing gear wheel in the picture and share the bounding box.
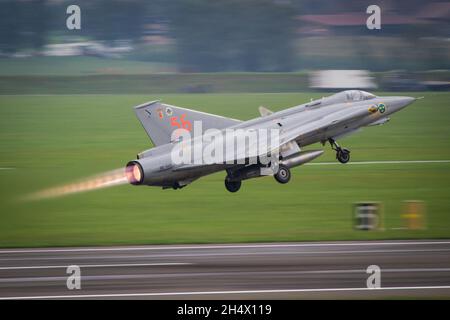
[336,148,350,164]
[329,138,351,164]
[274,165,291,184]
[225,178,241,193]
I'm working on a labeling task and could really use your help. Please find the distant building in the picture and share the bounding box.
[297,12,427,36]
[309,70,377,90]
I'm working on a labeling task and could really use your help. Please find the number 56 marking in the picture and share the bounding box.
[171,114,192,131]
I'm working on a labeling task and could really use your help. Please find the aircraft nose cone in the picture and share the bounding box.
[401,96,416,106]
[389,96,417,113]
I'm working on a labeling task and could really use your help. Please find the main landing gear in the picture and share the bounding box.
[274,165,291,184]
[225,177,242,193]
[329,138,350,164]
[224,164,292,192]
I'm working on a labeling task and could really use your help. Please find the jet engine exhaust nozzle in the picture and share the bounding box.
[125,161,144,185]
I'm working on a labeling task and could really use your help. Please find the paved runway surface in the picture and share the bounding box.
[0,240,450,299]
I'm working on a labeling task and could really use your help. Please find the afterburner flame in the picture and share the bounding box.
[25,168,128,201]
[125,162,143,185]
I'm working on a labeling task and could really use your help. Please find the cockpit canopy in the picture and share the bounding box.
[329,90,377,103]
[344,90,376,101]
[305,90,377,108]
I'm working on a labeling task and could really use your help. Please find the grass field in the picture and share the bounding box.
[0,92,449,247]
[0,57,176,76]
[0,73,309,95]
[1,57,447,95]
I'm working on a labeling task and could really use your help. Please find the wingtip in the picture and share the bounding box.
[258,106,273,117]
[134,100,161,110]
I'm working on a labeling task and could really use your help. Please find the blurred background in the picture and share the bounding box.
[0,0,449,92]
[1,1,450,300]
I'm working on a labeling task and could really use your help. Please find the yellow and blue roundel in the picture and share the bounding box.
[378,103,386,113]
[368,105,378,113]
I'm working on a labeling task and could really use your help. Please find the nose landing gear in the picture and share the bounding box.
[328,138,350,164]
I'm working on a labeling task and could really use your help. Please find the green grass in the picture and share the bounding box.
[0,92,449,247]
[0,57,175,76]
[0,57,446,94]
[0,73,309,94]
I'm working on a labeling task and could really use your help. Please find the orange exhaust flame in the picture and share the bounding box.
[24,168,128,201]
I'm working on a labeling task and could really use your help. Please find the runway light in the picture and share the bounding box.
[24,168,128,201]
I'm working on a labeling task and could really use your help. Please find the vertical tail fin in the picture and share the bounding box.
[134,101,241,146]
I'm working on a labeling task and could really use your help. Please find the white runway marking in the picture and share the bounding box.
[306,160,450,166]
[1,161,447,172]
[0,240,449,254]
[3,248,449,262]
[1,286,450,300]
[1,268,450,284]
[0,262,191,271]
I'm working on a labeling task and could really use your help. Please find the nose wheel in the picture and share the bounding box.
[336,148,350,163]
[329,138,350,164]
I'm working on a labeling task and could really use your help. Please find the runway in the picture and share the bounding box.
[0,240,450,299]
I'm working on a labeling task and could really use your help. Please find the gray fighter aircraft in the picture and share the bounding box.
[125,90,417,192]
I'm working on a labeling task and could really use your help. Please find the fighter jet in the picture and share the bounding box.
[125,90,417,192]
